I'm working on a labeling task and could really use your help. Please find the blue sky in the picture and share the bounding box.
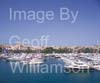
[0,0,100,46]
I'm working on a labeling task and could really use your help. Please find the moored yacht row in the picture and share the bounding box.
[0,53,44,65]
[60,53,100,71]
[0,53,100,71]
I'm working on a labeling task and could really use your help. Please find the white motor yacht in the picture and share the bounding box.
[29,54,43,64]
[64,59,94,72]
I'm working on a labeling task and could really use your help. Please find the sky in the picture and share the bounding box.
[0,0,100,46]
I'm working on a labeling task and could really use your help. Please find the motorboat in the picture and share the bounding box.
[64,59,95,72]
[28,54,43,64]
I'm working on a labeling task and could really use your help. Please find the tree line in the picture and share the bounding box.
[0,47,100,53]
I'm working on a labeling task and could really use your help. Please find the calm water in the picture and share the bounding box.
[0,57,100,83]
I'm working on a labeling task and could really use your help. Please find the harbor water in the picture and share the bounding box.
[0,56,100,83]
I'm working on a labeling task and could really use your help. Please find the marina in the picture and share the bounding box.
[0,54,100,83]
[0,53,100,71]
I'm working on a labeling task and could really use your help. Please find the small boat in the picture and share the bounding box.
[29,58,43,64]
[91,64,100,71]
[7,57,21,62]
[29,54,43,64]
